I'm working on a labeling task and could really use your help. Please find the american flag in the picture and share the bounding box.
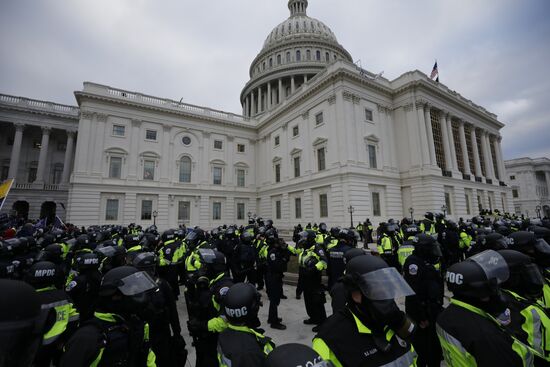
[430,61,439,82]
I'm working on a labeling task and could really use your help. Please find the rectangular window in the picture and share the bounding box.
[430,110,446,170]
[237,169,245,187]
[212,202,222,220]
[214,140,223,150]
[365,109,373,121]
[510,175,516,180]
[445,192,453,215]
[213,167,222,185]
[52,165,63,184]
[292,125,299,137]
[0,166,8,181]
[105,199,119,221]
[237,144,245,153]
[178,201,190,222]
[237,203,245,220]
[295,197,302,219]
[452,121,465,173]
[28,167,37,183]
[372,192,381,216]
[276,200,281,219]
[294,156,301,178]
[141,200,152,220]
[143,160,155,180]
[57,142,66,151]
[478,195,483,212]
[465,194,471,215]
[145,130,157,141]
[317,147,326,171]
[315,112,324,126]
[274,136,280,146]
[368,145,377,169]
[512,189,519,198]
[275,164,281,183]
[109,157,122,178]
[515,205,521,214]
[320,194,328,217]
[112,125,125,137]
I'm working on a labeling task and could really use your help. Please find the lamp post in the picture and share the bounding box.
[409,207,414,221]
[536,205,542,219]
[152,210,158,226]
[348,205,355,228]
[441,205,447,217]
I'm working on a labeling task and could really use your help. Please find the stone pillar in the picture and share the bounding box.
[257,86,262,113]
[440,112,453,171]
[267,82,271,110]
[447,117,459,171]
[482,131,495,180]
[291,76,295,93]
[492,136,503,181]
[458,121,472,175]
[251,90,256,116]
[8,123,25,180]
[304,74,308,83]
[245,96,250,117]
[424,107,437,165]
[35,127,51,184]
[61,131,76,184]
[278,79,283,104]
[415,102,430,165]
[470,126,482,178]
[496,137,507,182]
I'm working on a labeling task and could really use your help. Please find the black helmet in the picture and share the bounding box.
[225,226,237,239]
[338,228,355,243]
[98,266,158,310]
[132,252,158,276]
[257,226,267,237]
[199,249,227,276]
[161,229,175,243]
[508,231,550,267]
[75,234,91,251]
[476,233,508,252]
[404,224,420,238]
[35,243,64,264]
[0,279,44,366]
[75,252,101,272]
[87,231,103,244]
[223,283,261,326]
[240,231,254,245]
[266,343,331,367]
[25,261,58,289]
[531,226,550,242]
[330,227,341,238]
[5,238,28,256]
[413,234,443,263]
[425,212,434,221]
[265,228,278,245]
[141,232,160,250]
[318,223,328,233]
[445,250,509,299]
[39,233,55,247]
[95,245,126,274]
[265,219,274,228]
[498,249,544,299]
[124,234,142,249]
[343,248,368,265]
[185,229,206,250]
[297,230,316,248]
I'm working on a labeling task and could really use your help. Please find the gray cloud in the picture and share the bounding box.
[1,0,548,159]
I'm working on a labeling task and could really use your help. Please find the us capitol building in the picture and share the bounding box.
[0,0,512,230]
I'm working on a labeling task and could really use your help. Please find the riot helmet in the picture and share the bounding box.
[35,243,63,264]
[343,248,368,265]
[338,228,356,245]
[330,227,341,238]
[476,233,508,252]
[38,233,55,247]
[75,252,101,272]
[185,228,206,250]
[25,261,58,289]
[413,234,443,263]
[124,234,142,250]
[318,223,328,234]
[404,224,420,239]
[74,234,91,251]
[424,212,434,221]
[297,230,316,248]
[265,228,278,245]
[240,231,254,246]
[498,249,544,299]
[198,248,227,278]
[161,229,176,243]
[509,231,550,267]
[132,252,158,277]
[223,283,261,326]
[266,343,333,367]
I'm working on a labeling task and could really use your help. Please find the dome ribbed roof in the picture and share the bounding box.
[262,15,339,51]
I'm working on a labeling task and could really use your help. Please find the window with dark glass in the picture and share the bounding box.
[141,200,152,220]
[113,125,125,137]
[316,50,321,61]
[28,167,37,183]
[213,167,222,185]
[512,189,519,198]
[295,197,302,219]
[368,145,377,169]
[365,109,373,121]
[293,125,299,137]
[106,199,119,221]
[320,194,328,217]
[145,130,157,141]
[178,201,190,221]
[109,157,122,178]
[286,52,291,62]
[237,203,245,220]
[143,160,155,180]
[237,144,245,153]
[294,156,300,178]
[274,136,280,146]
[445,193,453,215]
[317,148,326,171]
[237,169,245,187]
[213,202,221,220]
[315,112,324,125]
[296,50,301,61]
[306,50,311,60]
[214,140,223,150]
[179,157,191,183]
[277,55,282,65]
[276,200,281,219]
[372,192,381,216]
[275,164,281,183]
[269,58,273,68]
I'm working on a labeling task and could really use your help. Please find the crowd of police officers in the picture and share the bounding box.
[1,209,550,366]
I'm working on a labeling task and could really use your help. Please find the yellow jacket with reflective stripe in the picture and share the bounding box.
[37,286,79,345]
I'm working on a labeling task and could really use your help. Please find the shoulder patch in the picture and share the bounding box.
[165,248,172,255]
[270,253,276,261]
[65,280,77,292]
[219,286,230,297]
[408,264,418,276]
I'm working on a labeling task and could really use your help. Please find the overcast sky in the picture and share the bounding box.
[1,0,549,160]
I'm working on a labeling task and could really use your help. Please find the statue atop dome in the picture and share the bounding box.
[288,0,308,16]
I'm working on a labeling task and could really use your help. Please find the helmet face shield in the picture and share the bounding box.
[468,250,509,285]
[534,239,550,256]
[117,271,157,296]
[355,267,415,301]
[522,263,544,297]
[198,249,217,264]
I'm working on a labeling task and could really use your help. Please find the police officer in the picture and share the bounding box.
[420,212,436,235]
[313,255,417,366]
[60,265,158,366]
[326,228,354,289]
[436,250,534,366]
[218,283,275,366]
[65,252,102,321]
[402,234,444,367]
[498,249,549,363]
[265,234,288,330]
[157,229,182,299]
[254,227,269,291]
[266,343,332,367]
[377,223,400,270]
[96,243,127,275]
[26,261,79,367]
[0,279,46,367]
[133,252,188,367]
[187,249,233,367]
[298,230,328,331]
[329,248,368,314]
[397,224,418,269]
[234,231,257,283]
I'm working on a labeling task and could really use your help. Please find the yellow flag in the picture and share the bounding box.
[0,178,14,211]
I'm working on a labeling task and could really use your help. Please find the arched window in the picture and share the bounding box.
[269,58,273,68]
[262,62,266,70]
[179,156,191,183]
[286,52,291,63]
[325,52,330,62]
[296,50,301,61]
[306,50,311,60]
[316,50,321,61]
[277,54,281,65]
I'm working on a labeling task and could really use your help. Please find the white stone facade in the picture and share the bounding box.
[505,157,550,218]
[0,0,514,229]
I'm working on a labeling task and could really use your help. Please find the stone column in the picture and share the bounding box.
[440,112,453,171]
[245,96,250,117]
[458,121,472,175]
[251,90,256,116]
[447,117,459,171]
[470,126,482,178]
[256,87,261,113]
[8,123,25,180]
[291,76,295,93]
[482,131,495,180]
[304,74,308,83]
[35,126,51,184]
[496,137,507,182]
[267,82,271,110]
[491,136,503,181]
[61,131,76,184]
[424,107,437,165]
[415,102,430,165]
[278,78,282,103]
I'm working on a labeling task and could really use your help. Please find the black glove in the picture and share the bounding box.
[187,319,207,334]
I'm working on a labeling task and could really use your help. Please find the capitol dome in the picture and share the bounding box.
[240,0,352,117]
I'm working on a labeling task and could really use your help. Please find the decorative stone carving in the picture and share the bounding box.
[80,111,94,120]
[97,113,108,122]
[302,111,309,120]
[402,103,414,112]
[328,95,336,105]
